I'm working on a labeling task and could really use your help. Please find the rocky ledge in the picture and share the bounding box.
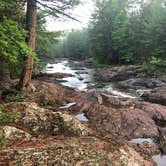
[142,86,166,106]
[0,101,152,165]
[0,80,156,165]
[95,65,166,91]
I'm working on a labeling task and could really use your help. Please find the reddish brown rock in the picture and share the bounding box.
[33,72,74,84]
[0,136,153,165]
[68,91,166,138]
[142,86,166,106]
[0,81,159,165]
[95,65,140,82]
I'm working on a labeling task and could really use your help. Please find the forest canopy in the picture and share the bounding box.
[55,0,166,74]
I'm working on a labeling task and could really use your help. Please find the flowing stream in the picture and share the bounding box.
[44,59,140,98]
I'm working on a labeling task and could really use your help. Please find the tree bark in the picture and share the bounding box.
[0,60,11,84]
[18,0,37,91]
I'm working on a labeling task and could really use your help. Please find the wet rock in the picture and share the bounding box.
[142,86,166,106]
[68,60,93,69]
[23,81,166,139]
[33,72,74,84]
[46,66,54,69]
[95,65,140,82]
[119,78,166,90]
[68,92,166,138]
[75,71,89,75]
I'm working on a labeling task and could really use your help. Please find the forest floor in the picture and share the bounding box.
[0,63,166,165]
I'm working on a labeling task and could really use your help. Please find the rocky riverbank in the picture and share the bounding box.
[0,62,166,165]
[0,80,155,165]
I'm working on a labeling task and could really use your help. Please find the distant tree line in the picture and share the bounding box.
[54,29,90,59]
[54,0,166,75]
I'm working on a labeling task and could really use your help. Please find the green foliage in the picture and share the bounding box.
[86,0,166,75]
[0,135,6,149]
[89,0,129,64]
[0,112,20,123]
[0,0,25,21]
[54,29,91,59]
[36,12,61,58]
[4,93,25,103]
[0,105,20,123]
[0,18,31,64]
[142,57,166,76]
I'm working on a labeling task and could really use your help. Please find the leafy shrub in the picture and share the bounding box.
[142,57,166,76]
[0,112,20,123]
[4,93,25,103]
[0,135,6,149]
[0,104,20,123]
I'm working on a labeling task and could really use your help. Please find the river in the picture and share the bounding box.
[44,59,143,99]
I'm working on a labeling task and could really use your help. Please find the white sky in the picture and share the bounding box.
[46,0,94,31]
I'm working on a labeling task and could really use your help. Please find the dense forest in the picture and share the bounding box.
[55,0,166,75]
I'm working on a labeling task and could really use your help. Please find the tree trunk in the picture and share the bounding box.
[0,60,11,84]
[18,0,37,91]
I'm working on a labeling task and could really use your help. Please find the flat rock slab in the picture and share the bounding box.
[67,91,166,138]
[142,86,166,106]
[95,65,140,82]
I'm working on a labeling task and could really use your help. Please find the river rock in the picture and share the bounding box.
[25,81,166,139]
[25,81,165,139]
[0,126,34,147]
[142,86,166,106]
[29,80,67,107]
[33,72,74,84]
[67,91,166,138]
[1,102,91,137]
[118,78,166,90]
[95,65,140,82]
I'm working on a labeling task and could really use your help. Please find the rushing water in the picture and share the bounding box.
[44,60,94,91]
[130,138,154,144]
[44,59,140,98]
[75,113,89,121]
[152,155,166,166]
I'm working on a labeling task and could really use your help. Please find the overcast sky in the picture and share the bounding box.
[46,0,94,31]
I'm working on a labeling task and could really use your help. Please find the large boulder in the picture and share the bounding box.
[33,72,74,84]
[28,80,68,107]
[68,91,166,138]
[118,78,166,90]
[95,65,140,82]
[142,86,166,106]
[1,102,91,137]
